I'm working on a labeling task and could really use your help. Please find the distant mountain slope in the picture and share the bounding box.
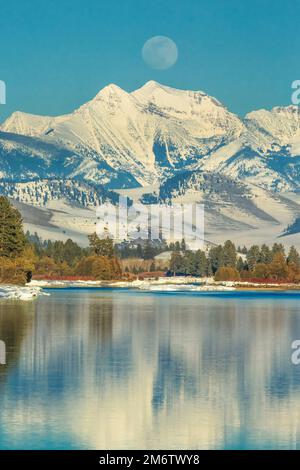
[0,179,118,207]
[0,130,139,188]
[158,170,278,222]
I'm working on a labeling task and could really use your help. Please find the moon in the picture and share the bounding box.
[142,36,178,70]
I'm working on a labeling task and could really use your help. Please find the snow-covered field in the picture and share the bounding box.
[9,183,300,250]
[15,199,97,246]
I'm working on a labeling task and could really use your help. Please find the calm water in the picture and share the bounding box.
[1,288,300,449]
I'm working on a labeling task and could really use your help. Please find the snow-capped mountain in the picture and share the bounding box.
[1,81,300,192]
[0,81,244,187]
[1,81,300,246]
[197,105,300,192]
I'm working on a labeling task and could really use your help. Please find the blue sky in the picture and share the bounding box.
[0,0,299,120]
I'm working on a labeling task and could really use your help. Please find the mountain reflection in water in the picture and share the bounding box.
[0,289,300,449]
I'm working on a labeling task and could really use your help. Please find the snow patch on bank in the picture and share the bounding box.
[28,279,103,288]
[0,285,48,300]
[111,277,236,291]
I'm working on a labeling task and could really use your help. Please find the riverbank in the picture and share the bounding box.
[25,277,300,291]
[1,278,300,301]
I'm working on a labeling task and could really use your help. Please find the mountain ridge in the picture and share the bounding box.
[1,81,299,192]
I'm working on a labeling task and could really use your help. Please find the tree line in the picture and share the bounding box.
[115,239,184,259]
[170,240,300,282]
[1,195,300,284]
[29,232,122,280]
[0,196,122,283]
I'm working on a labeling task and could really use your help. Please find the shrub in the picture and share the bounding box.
[214,267,240,281]
[0,247,36,284]
[75,255,122,280]
[253,263,270,279]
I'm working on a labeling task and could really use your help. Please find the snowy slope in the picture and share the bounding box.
[158,170,300,249]
[0,179,118,207]
[245,105,300,151]
[132,81,243,139]
[0,130,139,188]
[196,106,300,191]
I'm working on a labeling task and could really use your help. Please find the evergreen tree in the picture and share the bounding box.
[208,245,224,274]
[0,197,26,258]
[236,256,245,272]
[195,250,208,277]
[63,239,83,265]
[170,252,183,276]
[246,245,260,271]
[287,246,300,267]
[223,240,237,267]
[206,258,213,276]
[182,251,196,275]
[259,244,272,264]
[181,238,187,252]
[272,243,285,258]
[88,233,114,258]
[143,240,155,259]
[174,241,181,252]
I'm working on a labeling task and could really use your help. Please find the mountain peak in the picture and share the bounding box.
[136,80,208,94]
[131,81,234,125]
[140,80,169,90]
[1,110,55,136]
[133,80,198,98]
[93,83,128,101]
